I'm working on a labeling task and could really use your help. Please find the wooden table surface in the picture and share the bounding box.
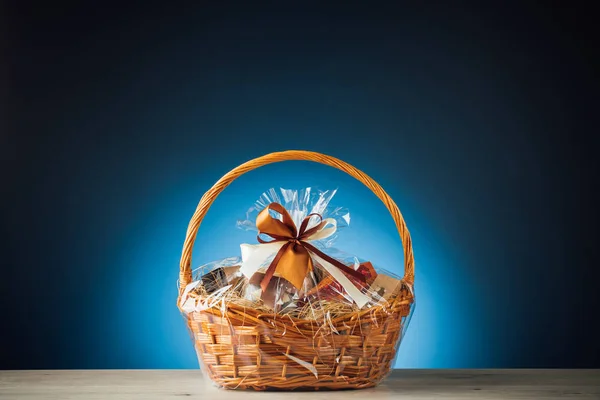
[1,370,599,399]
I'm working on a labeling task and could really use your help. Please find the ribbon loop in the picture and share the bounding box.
[256,203,297,238]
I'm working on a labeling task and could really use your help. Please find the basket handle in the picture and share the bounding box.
[179,150,415,294]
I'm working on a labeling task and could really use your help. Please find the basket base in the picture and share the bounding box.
[201,356,396,391]
[210,374,385,391]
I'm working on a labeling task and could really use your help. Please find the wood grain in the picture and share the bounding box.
[1,370,598,399]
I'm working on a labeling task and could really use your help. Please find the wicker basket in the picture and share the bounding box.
[178,150,415,390]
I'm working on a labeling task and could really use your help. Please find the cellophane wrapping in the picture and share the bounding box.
[179,188,415,390]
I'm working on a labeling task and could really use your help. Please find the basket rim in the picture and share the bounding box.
[180,287,414,329]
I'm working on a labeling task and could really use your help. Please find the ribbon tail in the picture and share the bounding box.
[310,252,371,308]
[302,242,366,283]
[239,241,285,279]
[260,241,293,292]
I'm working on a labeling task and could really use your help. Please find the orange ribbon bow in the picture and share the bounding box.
[255,203,366,292]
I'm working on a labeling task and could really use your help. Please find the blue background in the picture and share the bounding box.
[2,2,598,369]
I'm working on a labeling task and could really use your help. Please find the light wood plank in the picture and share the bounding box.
[0,370,598,399]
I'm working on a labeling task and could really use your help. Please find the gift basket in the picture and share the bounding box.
[178,150,415,390]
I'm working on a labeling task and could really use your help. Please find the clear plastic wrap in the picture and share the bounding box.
[179,188,415,390]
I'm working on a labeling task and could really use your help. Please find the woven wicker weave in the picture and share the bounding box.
[178,150,415,390]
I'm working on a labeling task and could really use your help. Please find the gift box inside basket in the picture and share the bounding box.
[177,150,415,391]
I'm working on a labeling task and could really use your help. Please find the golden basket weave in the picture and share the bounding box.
[178,150,415,390]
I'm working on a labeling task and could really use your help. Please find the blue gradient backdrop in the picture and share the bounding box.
[2,2,598,369]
